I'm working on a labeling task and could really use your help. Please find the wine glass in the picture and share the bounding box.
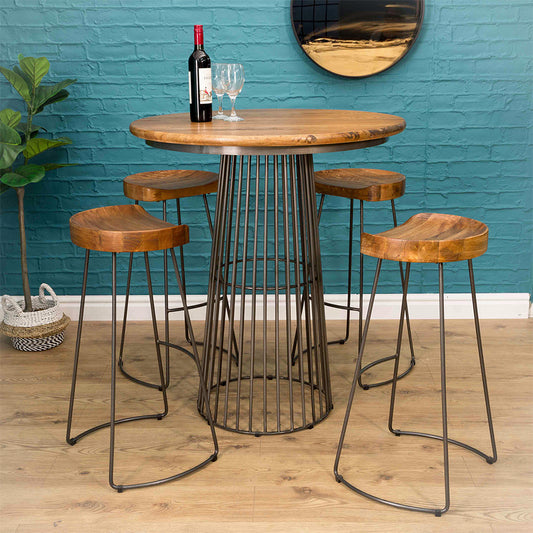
[212,63,228,120]
[224,63,245,122]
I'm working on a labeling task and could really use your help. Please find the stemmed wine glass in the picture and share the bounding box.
[212,63,228,120]
[224,63,245,122]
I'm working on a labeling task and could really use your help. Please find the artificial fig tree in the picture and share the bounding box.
[0,55,76,312]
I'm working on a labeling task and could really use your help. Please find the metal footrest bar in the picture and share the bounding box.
[118,340,198,391]
[390,429,496,464]
[335,475,446,516]
[117,358,165,391]
[114,453,217,493]
[67,412,164,445]
[358,352,416,390]
[168,300,209,313]
[323,301,360,312]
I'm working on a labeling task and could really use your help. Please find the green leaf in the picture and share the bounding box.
[42,163,77,171]
[12,65,32,87]
[0,181,10,194]
[16,122,45,135]
[0,109,22,128]
[0,121,22,145]
[23,136,72,159]
[1,172,32,187]
[0,66,31,103]
[35,89,70,114]
[1,164,45,187]
[19,164,46,182]
[18,55,50,88]
[0,143,24,169]
[34,79,76,112]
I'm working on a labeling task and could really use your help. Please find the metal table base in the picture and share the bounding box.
[197,154,333,435]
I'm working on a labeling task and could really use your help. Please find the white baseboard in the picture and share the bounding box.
[3,293,528,322]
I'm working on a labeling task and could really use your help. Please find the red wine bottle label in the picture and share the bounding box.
[188,68,212,105]
[198,67,212,104]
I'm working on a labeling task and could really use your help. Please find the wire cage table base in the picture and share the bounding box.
[197,153,333,435]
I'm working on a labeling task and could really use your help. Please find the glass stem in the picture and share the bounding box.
[216,94,223,115]
[230,95,237,117]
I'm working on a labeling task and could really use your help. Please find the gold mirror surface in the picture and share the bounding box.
[291,0,424,78]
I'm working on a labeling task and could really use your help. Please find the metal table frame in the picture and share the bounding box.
[146,138,387,435]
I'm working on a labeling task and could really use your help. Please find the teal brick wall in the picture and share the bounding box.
[1,0,532,298]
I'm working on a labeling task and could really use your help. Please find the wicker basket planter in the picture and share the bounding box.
[1,284,70,352]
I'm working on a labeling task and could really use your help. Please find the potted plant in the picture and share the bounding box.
[0,54,76,351]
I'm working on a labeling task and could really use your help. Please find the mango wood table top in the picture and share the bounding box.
[130,109,405,155]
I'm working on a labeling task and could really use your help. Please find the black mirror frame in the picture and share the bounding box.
[290,0,425,79]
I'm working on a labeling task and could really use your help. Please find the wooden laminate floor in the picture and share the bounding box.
[1,319,532,532]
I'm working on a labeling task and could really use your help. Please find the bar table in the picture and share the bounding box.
[130,109,405,435]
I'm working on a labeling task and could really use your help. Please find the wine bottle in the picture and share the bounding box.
[189,25,212,122]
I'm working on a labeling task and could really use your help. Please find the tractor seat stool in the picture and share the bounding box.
[311,168,416,389]
[66,204,218,492]
[334,213,497,516]
[119,169,223,391]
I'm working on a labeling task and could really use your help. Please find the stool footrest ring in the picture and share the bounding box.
[67,412,166,444]
[335,428,496,516]
[359,354,416,390]
[111,452,218,492]
[391,428,495,463]
[335,474,447,517]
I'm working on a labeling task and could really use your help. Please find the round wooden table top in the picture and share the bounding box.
[129,109,405,152]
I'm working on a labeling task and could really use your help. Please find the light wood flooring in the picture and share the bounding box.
[1,319,532,532]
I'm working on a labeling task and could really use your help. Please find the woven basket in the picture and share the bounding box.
[1,284,69,352]
[2,284,63,327]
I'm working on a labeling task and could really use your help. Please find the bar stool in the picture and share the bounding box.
[334,213,497,516]
[314,168,415,388]
[119,169,218,390]
[66,204,218,492]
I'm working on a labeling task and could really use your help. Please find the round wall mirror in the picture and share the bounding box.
[291,0,424,78]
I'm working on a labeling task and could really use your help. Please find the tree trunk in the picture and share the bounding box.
[16,187,32,312]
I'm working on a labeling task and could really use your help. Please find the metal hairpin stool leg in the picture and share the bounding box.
[334,213,497,516]
[317,195,416,389]
[293,168,415,389]
[117,169,240,390]
[118,196,215,390]
[66,205,218,492]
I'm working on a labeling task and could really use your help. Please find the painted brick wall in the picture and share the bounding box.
[1,0,532,298]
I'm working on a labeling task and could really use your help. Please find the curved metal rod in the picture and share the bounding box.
[388,429,496,464]
[68,413,165,445]
[358,355,415,390]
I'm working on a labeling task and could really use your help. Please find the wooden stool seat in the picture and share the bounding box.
[70,204,189,253]
[315,168,405,201]
[362,213,488,264]
[123,169,218,202]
